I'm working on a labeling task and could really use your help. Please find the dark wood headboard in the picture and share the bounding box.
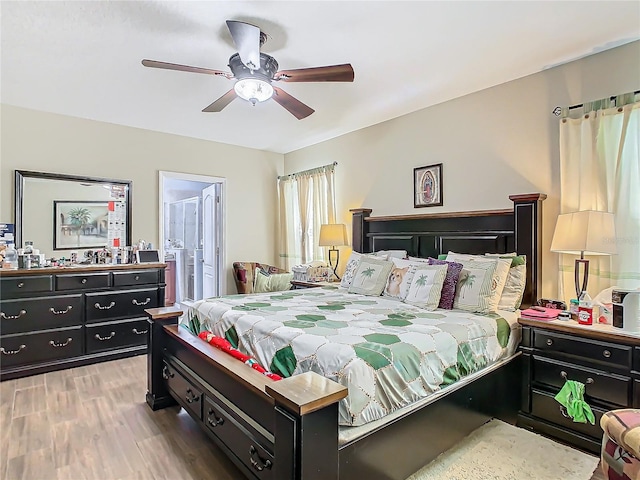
[351,193,546,308]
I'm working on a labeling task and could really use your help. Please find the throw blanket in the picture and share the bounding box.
[187,287,513,426]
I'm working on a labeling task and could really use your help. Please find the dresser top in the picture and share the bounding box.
[519,317,640,346]
[0,263,166,277]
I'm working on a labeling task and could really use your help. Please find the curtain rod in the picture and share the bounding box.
[277,161,337,180]
[552,90,640,116]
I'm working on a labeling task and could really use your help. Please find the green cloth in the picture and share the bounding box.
[554,380,595,425]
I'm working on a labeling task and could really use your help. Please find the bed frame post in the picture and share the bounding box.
[350,208,372,253]
[145,307,183,410]
[266,372,348,480]
[509,193,546,308]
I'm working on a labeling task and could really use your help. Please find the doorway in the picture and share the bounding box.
[159,171,225,308]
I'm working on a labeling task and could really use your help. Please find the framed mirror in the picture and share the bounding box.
[15,170,132,257]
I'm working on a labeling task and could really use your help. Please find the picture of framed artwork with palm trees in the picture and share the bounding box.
[53,201,109,250]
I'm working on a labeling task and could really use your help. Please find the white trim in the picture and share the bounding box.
[158,171,227,297]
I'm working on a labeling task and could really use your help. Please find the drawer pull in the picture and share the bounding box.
[132,297,151,306]
[94,301,116,310]
[249,445,272,472]
[206,408,224,428]
[132,328,148,335]
[546,339,553,346]
[135,275,140,281]
[559,405,570,418]
[0,344,26,355]
[94,331,116,341]
[162,365,174,380]
[1,310,27,320]
[560,370,568,380]
[49,338,73,348]
[81,278,88,284]
[586,377,594,384]
[603,350,612,358]
[17,282,24,288]
[49,306,73,315]
[185,388,200,404]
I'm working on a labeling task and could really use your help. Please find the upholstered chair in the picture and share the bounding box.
[232,262,289,294]
[601,409,640,480]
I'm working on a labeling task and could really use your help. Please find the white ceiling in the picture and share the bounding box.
[2,1,639,154]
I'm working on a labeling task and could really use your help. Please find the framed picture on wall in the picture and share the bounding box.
[414,163,443,208]
[53,200,109,250]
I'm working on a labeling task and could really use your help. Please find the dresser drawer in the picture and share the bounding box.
[532,355,630,406]
[113,270,160,287]
[1,294,83,335]
[56,273,110,291]
[85,288,159,322]
[531,389,605,440]
[203,395,274,480]
[0,275,53,296]
[163,361,202,420]
[0,326,83,368]
[85,318,149,353]
[534,330,631,369]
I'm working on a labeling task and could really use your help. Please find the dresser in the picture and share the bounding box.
[0,263,165,380]
[518,318,640,453]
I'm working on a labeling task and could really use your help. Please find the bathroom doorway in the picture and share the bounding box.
[159,171,225,308]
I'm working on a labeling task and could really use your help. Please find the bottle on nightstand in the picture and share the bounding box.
[578,291,593,325]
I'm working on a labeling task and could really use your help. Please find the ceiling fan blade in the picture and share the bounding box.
[142,59,232,78]
[226,20,261,71]
[272,87,314,120]
[275,64,354,82]
[202,90,237,112]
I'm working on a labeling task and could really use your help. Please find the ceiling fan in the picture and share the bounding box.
[142,20,355,120]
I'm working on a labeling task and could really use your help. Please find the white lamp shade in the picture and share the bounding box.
[550,210,617,256]
[318,224,348,247]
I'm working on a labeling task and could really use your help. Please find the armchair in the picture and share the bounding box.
[232,262,290,294]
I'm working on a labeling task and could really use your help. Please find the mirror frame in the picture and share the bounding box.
[14,170,132,249]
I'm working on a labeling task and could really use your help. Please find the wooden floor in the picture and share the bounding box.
[0,355,245,480]
[1,355,605,480]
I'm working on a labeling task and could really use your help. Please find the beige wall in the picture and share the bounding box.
[1,105,284,293]
[284,41,640,299]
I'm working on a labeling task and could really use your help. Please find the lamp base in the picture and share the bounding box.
[328,247,341,281]
[574,258,590,298]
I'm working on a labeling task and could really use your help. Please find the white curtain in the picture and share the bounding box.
[558,100,640,300]
[277,164,336,271]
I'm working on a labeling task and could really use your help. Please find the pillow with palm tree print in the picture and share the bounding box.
[403,264,448,310]
[348,257,393,296]
[451,259,502,313]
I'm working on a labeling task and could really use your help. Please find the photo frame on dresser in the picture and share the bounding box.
[414,163,443,208]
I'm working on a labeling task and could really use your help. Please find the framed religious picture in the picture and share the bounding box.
[414,163,443,208]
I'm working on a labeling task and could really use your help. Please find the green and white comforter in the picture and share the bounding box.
[186,287,518,426]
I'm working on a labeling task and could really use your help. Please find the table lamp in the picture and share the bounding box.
[319,223,348,281]
[550,210,616,298]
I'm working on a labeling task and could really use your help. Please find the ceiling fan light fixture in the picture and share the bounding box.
[234,78,273,104]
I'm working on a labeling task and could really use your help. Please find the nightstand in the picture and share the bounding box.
[517,317,640,454]
[290,280,339,289]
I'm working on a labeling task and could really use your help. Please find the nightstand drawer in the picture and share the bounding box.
[531,389,605,440]
[534,330,631,369]
[532,356,630,406]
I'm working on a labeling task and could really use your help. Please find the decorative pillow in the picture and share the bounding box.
[486,254,527,311]
[348,257,393,296]
[427,258,464,309]
[254,269,294,293]
[375,250,407,259]
[451,259,501,313]
[408,256,429,263]
[382,258,426,300]
[403,264,448,310]
[341,251,365,288]
[446,252,511,309]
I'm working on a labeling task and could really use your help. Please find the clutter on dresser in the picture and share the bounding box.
[520,306,562,320]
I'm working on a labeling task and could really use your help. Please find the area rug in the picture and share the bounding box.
[407,420,599,480]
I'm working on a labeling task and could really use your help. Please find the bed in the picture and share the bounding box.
[145,193,545,480]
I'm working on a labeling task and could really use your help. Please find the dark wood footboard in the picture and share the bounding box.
[145,307,347,480]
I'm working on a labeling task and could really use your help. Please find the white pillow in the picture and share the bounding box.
[403,264,448,310]
[446,252,511,308]
[486,253,527,311]
[340,251,379,288]
[348,257,394,296]
[451,259,502,313]
[382,258,426,300]
[375,250,407,259]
